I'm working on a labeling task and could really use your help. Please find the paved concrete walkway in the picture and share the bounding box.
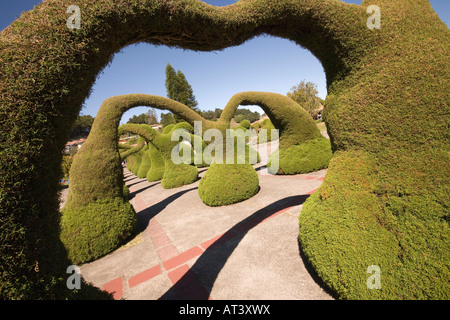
[77,142,333,300]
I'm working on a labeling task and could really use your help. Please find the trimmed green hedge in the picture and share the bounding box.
[239,119,251,129]
[268,137,332,175]
[218,92,331,174]
[198,162,259,207]
[299,150,450,299]
[131,150,142,175]
[61,198,136,264]
[137,145,151,178]
[123,184,130,200]
[146,142,165,182]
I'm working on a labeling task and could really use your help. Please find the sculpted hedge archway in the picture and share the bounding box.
[0,0,448,299]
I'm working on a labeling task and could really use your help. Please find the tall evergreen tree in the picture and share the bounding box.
[165,63,199,122]
[165,63,178,101]
[175,70,198,111]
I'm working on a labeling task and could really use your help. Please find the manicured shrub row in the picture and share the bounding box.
[1,0,447,299]
[119,138,145,160]
[130,150,142,175]
[119,123,199,189]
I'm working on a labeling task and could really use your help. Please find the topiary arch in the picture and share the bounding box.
[0,0,448,299]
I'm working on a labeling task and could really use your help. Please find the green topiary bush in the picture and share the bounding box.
[299,150,450,299]
[162,123,175,134]
[119,137,145,160]
[61,198,136,264]
[268,136,332,175]
[130,150,142,175]
[198,162,259,207]
[239,119,251,129]
[136,145,151,179]
[146,142,165,182]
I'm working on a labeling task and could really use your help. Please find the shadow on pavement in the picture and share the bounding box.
[136,186,198,233]
[128,181,160,199]
[159,194,310,300]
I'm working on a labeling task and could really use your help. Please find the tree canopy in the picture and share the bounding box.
[165,63,199,114]
[287,80,323,118]
[127,109,158,125]
[69,115,94,140]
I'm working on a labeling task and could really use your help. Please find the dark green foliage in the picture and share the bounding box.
[198,162,259,207]
[233,108,260,123]
[69,115,95,140]
[123,184,130,200]
[61,198,136,264]
[287,80,322,118]
[160,112,177,127]
[239,119,251,129]
[127,109,158,125]
[268,137,332,174]
[146,142,165,182]
[165,63,199,117]
[0,0,448,300]
[200,108,223,120]
[61,155,74,181]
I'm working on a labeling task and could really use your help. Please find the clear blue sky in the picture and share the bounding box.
[1,0,449,124]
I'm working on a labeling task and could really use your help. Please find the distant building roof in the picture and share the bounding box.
[65,138,86,146]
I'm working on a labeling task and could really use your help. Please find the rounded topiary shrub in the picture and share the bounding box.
[120,123,199,188]
[60,198,137,264]
[198,162,259,206]
[268,136,332,174]
[161,160,199,189]
[162,123,175,134]
[239,119,251,129]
